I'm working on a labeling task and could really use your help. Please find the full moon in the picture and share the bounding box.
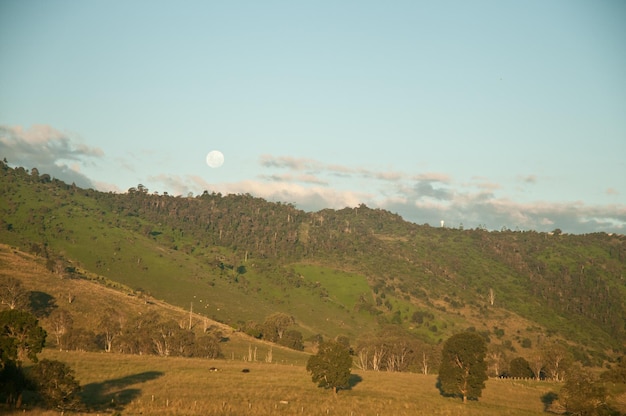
[206,150,224,168]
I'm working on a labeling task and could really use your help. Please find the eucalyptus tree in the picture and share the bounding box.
[438,332,488,403]
[306,341,352,394]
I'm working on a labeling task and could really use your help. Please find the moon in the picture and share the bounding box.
[206,150,224,168]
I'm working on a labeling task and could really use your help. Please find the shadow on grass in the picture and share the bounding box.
[29,291,56,318]
[541,391,558,412]
[81,370,164,412]
[346,374,363,390]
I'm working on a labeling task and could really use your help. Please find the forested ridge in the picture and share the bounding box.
[1,160,625,360]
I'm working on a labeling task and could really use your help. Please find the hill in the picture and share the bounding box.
[0,243,307,365]
[1,161,625,366]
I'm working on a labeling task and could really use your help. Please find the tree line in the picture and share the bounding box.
[308,330,624,415]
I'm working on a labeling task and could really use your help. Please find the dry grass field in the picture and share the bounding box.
[11,350,559,416]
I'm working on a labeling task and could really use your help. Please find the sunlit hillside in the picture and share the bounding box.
[1,161,625,364]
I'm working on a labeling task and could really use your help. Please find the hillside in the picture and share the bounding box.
[1,161,625,365]
[0,243,308,364]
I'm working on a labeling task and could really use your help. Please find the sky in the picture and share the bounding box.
[1,1,625,234]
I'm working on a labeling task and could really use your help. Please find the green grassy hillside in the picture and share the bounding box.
[1,161,625,364]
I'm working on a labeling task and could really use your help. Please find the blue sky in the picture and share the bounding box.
[1,1,625,234]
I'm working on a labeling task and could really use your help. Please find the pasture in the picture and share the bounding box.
[15,350,559,415]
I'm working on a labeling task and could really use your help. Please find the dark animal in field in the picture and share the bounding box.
[209,367,220,372]
[242,368,250,373]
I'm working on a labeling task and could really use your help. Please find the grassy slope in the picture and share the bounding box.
[0,179,381,340]
[0,244,307,364]
[29,350,559,416]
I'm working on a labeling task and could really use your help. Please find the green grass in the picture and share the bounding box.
[294,264,370,310]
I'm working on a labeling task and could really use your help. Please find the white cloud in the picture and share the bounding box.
[0,124,104,188]
[249,154,626,233]
[148,163,624,234]
[258,172,328,185]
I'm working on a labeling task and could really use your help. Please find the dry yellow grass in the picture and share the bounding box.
[12,350,558,416]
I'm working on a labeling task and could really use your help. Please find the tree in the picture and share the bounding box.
[0,309,47,408]
[560,364,609,416]
[0,359,26,408]
[279,329,304,351]
[48,309,73,350]
[508,357,534,378]
[0,332,17,370]
[529,352,544,380]
[194,334,222,358]
[417,343,441,375]
[0,277,29,311]
[0,309,46,365]
[262,313,295,342]
[28,359,82,411]
[306,341,352,394]
[486,344,507,377]
[438,332,488,403]
[65,328,98,352]
[99,307,122,352]
[543,342,572,382]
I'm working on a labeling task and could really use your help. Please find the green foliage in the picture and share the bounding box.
[0,329,17,369]
[560,365,611,416]
[261,313,295,343]
[306,341,352,393]
[28,359,82,411]
[278,329,304,351]
[0,305,83,411]
[438,331,488,403]
[0,309,46,365]
[508,357,534,378]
